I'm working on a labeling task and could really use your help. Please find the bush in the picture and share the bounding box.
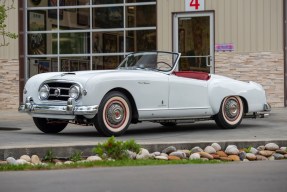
[93,136,141,160]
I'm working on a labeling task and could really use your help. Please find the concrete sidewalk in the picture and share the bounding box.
[0,108,287,159]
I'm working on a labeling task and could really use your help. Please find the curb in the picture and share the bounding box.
[1,139,287,160]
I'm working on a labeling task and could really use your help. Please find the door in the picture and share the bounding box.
[173,11,215,73]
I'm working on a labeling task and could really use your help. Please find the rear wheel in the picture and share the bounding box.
[94,91,131,137]
[214,96,244,129]
[33,117,68,133]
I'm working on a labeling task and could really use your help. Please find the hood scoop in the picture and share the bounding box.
[61,72,76,76]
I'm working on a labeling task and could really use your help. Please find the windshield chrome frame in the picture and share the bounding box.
[117,51,181,74]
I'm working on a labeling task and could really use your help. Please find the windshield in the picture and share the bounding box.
[118,51,180,72]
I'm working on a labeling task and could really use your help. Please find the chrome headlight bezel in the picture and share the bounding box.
[39,84,50,100]
[69,85,81,100]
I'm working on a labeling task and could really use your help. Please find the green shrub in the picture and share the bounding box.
[93,136,141,160]
[69,151,83,162]
[243,146,252,153]
[43,149,55,162]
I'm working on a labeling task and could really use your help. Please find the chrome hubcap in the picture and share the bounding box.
[225,99,239,120]
[106,103,125,126]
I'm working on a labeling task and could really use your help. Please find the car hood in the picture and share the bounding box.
[44,69,165,85]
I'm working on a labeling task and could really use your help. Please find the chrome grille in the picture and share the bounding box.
[46,82,73,101]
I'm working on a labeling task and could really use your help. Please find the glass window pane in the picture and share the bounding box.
[126,5,156,28]
[58,8,90,29]
[93,0,123,4]
[59,32,90,54]
[93,7,123,28]
[28,57,58,77]
[60,57,91,71]
[77,0,90,5]
[93,32,124,54]
[28,33,57,55]
[126,0,155,3]
[28,0,47,7]
[28,11,46,31]
[61,0,78,7]
[128,30,156,51]
[103,56,119,69]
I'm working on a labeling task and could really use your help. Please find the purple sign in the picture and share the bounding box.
[215,43,234,52]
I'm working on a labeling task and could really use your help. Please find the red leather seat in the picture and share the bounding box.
[173,71,210,81]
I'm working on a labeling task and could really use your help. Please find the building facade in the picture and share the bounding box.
[0,0,286,109]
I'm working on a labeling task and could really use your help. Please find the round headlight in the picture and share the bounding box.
[39,84,49,100]
[69,85,80,100]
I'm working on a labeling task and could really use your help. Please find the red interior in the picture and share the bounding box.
[173,71,210,81]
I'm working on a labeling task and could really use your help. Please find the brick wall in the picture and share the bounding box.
[215,52,284,108]
[0,59,19,110]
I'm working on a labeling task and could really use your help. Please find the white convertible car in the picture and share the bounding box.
[19,51,270,136]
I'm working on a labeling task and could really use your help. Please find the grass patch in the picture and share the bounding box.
[0,159,222,172]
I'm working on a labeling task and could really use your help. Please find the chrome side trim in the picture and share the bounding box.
[18,97,98,116]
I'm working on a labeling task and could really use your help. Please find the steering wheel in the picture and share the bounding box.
[156,61,172,70]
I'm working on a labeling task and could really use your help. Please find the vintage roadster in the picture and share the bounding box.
[19,51,270,136]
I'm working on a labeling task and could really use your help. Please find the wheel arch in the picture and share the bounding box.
[106,87,139,123]
[239,96,249,113]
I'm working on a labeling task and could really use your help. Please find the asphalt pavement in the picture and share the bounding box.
[1,161,287,192]
[0,108,287,159]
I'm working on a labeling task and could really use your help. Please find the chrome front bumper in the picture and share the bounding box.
[18,96,98,116]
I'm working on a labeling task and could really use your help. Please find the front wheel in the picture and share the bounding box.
[214,96,244,129]
[33,118,68,133]
[94,91,132,137]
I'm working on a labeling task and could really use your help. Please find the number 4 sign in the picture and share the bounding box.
[185,0,205,11]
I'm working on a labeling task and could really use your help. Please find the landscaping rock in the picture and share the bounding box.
[255,155,268,161]
[265,143,279,151]
[250,147,259,155]
[246,153,257,161]
[16,159,28,165]
[257,145,265,151]
[31,155,41,164]
[20,155,31,162]
[0,160,7,165]
[189,153,200,160]
[220,157,233,161]
[160,153,168,158]
[168,156,181,160]
[268,156,275,161]
[190,146,203,153]
[199,152,214,160]
[169,151,186,159]
[275,149,287,155]
[259,150,275,157]
[225,145,239,155]
[211,154,220,159]
[178,150,191,158]
[273,153,284,160]
[152,152,161,156]
[228,155,240,161]
[86,156,102,161]
[204,146,216,154]
[162,146,176,154]
[216,151,228,157]
[239,151,247,161]
[284,154,287,159]
[155,156,168,160]
[6,157,17,165]
[64,161,73,164]
[126,150,137,159]
[55,162,63,166]
[280,147,287,151]
[211,143,221,151]
[136,148,150,160]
